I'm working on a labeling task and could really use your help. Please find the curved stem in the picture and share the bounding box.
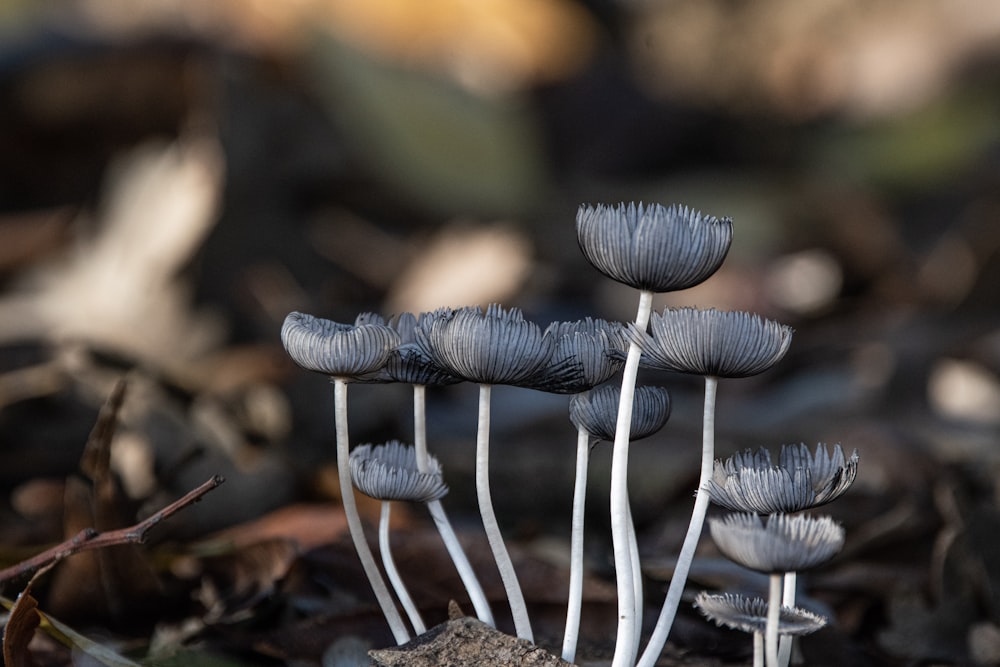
[610,289,653,667]
[562,427,591,662]
[766,572,783,667]
[476,383,533,641]
[778,571,797,666]
[379,501,425,634]
[638,375,718,667]
[412,385,495,626]
[333,379,410,644]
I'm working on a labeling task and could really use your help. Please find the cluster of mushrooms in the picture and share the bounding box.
[280,203,859,667]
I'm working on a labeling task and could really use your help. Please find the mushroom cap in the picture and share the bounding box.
[521,318,626,394]
[569,384,671,442]
[350,440,448,503]
[694,592,827,636]
[630,307,793,378]
[576,202,732,292]
[357,311,464,386]
[281,311,400,378]
[708,513,845,574]
[413,304,555,386]
[708,443,860,514]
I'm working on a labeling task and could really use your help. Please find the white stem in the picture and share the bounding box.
[333,379,410,644]
[754,631,765,667]
[413,385,495,626]
[766,573,783,667]
[476,384,533,641]
[778,571,797,666]
[610,289,653,667]
[627,493,643,653]
[638,375,718,667]
[562,427,591,662]
[379,501,425,634]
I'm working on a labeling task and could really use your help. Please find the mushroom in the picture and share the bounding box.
[576,202,733,667]
[519,317,641,663]
[708,513,845,667]
[361,310,495,626]
[414,304,555,642]
[565,384,671,662]
[280,312,409,643]
[350,440,449,634]
[694,592,827,667]
[707,443,859,515]
[706,442,858,664]
[629,308,792,667]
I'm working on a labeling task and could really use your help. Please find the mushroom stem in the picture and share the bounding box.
[778,572,797,666]
[610,289,653,667]
[638,375,718,667]
[379,501,426,634]
[412,384,495,626]
[562,427,591,662]
[476,383,533,641]
[754,631,765,667]
[766,572,783,667]
[627,493,643,652]
[333,378,410,644]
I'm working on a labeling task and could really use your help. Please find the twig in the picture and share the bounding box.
[0,475,225,586]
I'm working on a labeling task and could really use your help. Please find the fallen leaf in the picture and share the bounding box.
[3,586,40,667]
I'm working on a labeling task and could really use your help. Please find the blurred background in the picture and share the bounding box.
[1,1,1000,665]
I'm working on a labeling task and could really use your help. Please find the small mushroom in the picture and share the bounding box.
[694,592,826,667]
[708,443,860,515]
[350,441,449,634]
[708,513,845,667]
[564,384,671,663]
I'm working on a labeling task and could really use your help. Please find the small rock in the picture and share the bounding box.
[369,602,574,667]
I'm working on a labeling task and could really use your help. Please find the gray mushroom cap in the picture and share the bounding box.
[569,384,671,442]
[349,440,448,503]
[630,307,793,378]
[413,304,555,386]
[708,513,845,574]
[281,311,400,378]
[522,318,626,394]
[694,592,827,636]
[708,443,860,514]
[576,202,733,292]
[355,311,464,386]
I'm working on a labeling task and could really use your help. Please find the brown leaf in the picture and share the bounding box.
[3,585,40,667]
[200,502,350,552]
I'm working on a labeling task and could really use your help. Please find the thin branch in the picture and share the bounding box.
[0,475,225,586]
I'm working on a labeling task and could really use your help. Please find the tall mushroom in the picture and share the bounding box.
[415,304,555,641]
[576,202,732,667]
